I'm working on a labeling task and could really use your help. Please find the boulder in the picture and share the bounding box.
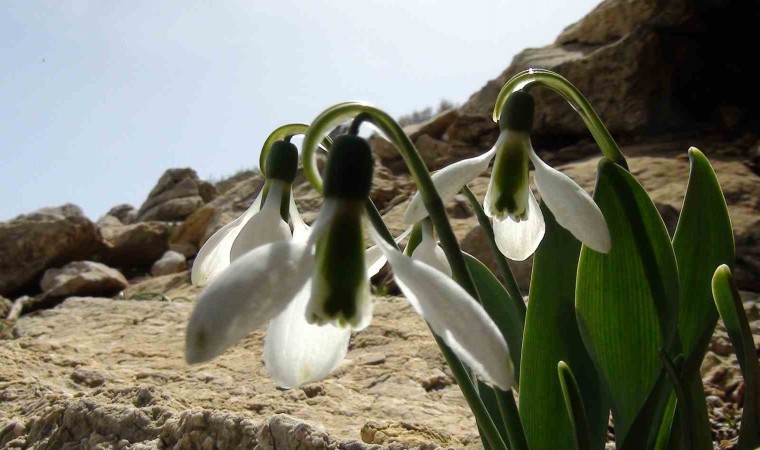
[96,214,122,228]
[105,204,137,224]
[0,205,103,296]
[461,0,760,141]
[136,168,217,222]
[151,251,187,277]
[101,222,171,268]
[168,206,216,256]
[39,261,128,299]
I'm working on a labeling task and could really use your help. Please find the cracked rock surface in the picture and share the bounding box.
[0,297,481,449]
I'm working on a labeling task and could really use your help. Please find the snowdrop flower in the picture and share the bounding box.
[186,134,514,390]
[191,141,308,287]
[404,90,610,261]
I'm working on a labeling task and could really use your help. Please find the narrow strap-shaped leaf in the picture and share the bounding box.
[464,253,524,382]
[520,204,608,450]
[673,147,735,368]
[558,362,593,450]
[659,352,692,450]
[712,265,760,449]
[620,367,673,450]
[665,148,734,450]
[576,159,680,444]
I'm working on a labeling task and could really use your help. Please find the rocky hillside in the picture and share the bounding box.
[1,0,759,448]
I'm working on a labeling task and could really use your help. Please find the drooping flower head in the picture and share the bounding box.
[191,139,304,287]
[186,132,514,391]
[403,90,611,261]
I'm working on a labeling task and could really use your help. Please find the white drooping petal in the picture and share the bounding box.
[365,226,413,278]
[369,227,514,390]
[529,150,611,253]
[191,189,264,287]
[264,280,351,388]
[186,240,312,364]
[404,146,497,224]
[230,180,292,261]
[289,193,310,242]
[411,221,452,277]
[492,189,545,261]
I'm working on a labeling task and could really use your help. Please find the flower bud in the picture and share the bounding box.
[499,90,534,133]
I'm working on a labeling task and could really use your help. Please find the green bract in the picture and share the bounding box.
[185,69,743,450]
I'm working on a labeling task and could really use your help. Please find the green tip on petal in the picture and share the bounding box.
[499,90,534,133]
[324,135,374,199]
[266,141,299,184]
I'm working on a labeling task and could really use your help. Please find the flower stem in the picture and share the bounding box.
[496,389,529,450]
[461,185,526,324]
[492,69,628,170]
[302,103,509,450]
[259,123,333,177]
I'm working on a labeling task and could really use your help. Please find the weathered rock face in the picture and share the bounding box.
[39,261,128,299]
[461,0,760,140]
[0,205,103,297]
[151,250,187,277]
[101,221,171,269]
[136,168,217,222]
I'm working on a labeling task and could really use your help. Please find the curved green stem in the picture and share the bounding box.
[259,123,333,177]
[303,103,513,450]
[461,185,526,323]
[493,69,628,170]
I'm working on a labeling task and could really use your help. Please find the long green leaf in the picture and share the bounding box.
[576,159,680,444]
[520,204,608,450]
[558,362,593,450]
[465,253,524,381]
[665,148,735,450]
[673,147,735,368]
[712,265,760,449]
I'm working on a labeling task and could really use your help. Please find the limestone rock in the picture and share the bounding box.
[96,214,122,228]
[106,203,137,224]
[40,261,128,299]
[151,251,187,277]
[122,271,200,301]
[136,168,216,222]
[101,221,171,269]
[0,205,103,296]
[461,0,759,139]
[0,296,480,448]
[169,206,216,256]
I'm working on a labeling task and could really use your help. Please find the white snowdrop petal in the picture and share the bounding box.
[530,151,611,253]
[369,228,514,390]
[230,180,291,261]
[264,280,351,388]
[191,189,264,287]
[492,190,545,261]
[411,221,452,277]
[186,240,312,364]
[365,225,413,277]
[403,147,497,224]
[289,193,311,242]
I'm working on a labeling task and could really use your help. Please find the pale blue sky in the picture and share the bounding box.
[0,0,599,220]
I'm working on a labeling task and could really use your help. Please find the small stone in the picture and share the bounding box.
[70,369,106,388]
[151,251,187,277]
